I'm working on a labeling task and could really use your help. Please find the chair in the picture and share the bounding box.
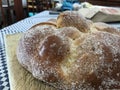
[0,0,14,28]
[0,0,6,27]
[14,0,25,21]
[27,0,52,16]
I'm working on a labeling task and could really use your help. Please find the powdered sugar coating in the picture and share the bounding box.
[17,11,120,89]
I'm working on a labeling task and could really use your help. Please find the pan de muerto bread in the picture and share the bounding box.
[17,11,120,89]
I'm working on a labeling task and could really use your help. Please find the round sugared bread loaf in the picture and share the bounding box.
[17,11,120,89]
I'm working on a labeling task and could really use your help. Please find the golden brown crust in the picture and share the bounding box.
[92,22,120,36]
[17,11,120,89]
[30,22,57,29]
[47,18,57,25]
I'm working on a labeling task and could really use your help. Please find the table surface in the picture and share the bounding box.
[0,10,120,90]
